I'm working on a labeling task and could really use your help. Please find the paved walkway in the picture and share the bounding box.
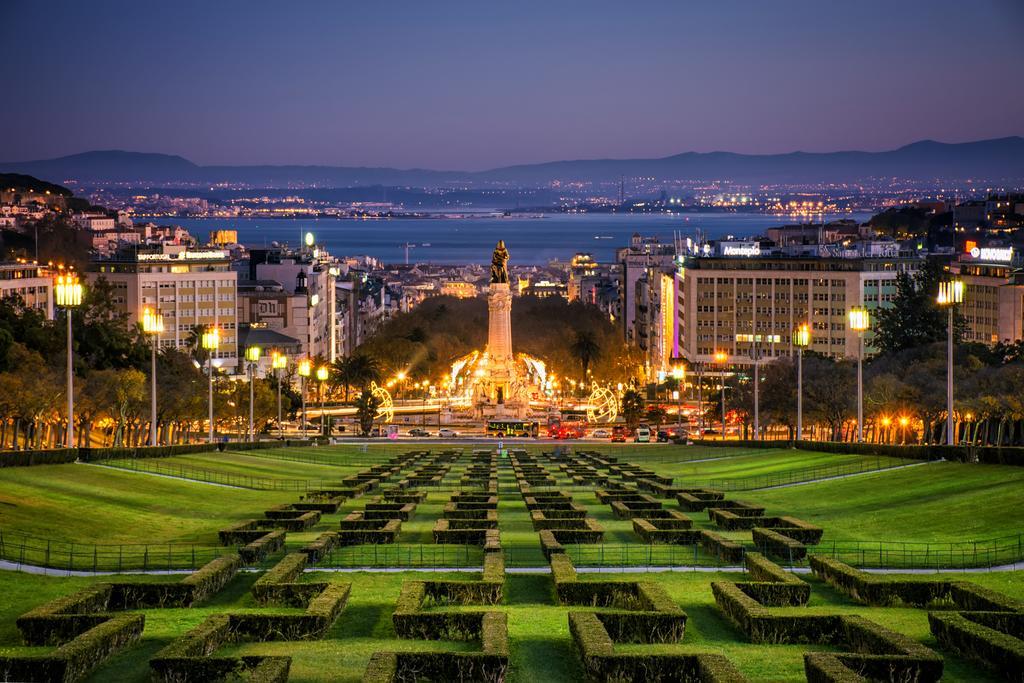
[747,459,935,491]
[80,462,246,489]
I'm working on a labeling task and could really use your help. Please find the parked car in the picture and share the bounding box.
[635,425,651,443]
[408,428,430,437]
[611,425,629,442]
[438,428,459,438]
[656,430,671,443]
[591,428,610,439]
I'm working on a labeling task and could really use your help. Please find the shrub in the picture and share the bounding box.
[1,612,144,682]
[752,528,807,561]
[0,447,79,468]
[240,530,287,564]
[928,611,1024,678]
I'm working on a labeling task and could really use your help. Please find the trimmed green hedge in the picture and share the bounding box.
[0,447,79,467]
[569,611,747,682]
[241,530,286,564]
[928,611,1024,679]
[338,519,401,545]
[734,553,810,607]
[810,556,1024,610]
[712,580,943,681]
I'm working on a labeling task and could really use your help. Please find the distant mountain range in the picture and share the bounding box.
[3,137,1023,188]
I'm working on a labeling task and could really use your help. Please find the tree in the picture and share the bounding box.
[332,353,381,402]
[621,389,645,430]
[803,355,855,441]
[874,260,966,354]
[354,389,381,436]
[569,330,601,384]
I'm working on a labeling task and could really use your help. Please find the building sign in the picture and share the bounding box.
[137,250,227,262]
[967,246,1013,263]
[720,242,761,257]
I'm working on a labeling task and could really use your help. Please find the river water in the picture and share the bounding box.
[158,212,869,264]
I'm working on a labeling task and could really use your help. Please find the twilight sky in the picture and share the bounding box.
[1,0,1022,170]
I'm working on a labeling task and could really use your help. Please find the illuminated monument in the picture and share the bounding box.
[448,241,548,419]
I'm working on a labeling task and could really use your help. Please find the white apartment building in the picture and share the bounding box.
[89,247,239,370]
[0,261,54,319]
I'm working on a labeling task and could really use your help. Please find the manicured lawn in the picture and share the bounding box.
[640,448,909,481]
[0,463,296,545]
[739,461,1024,543]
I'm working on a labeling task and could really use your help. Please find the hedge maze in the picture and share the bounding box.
[2,444,1023,681]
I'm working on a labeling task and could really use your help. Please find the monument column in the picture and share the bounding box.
[488,282,513,364]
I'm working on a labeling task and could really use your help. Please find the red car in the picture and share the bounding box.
[611,425,629,443]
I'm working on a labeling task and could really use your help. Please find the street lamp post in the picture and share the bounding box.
[316,366,330,436]
[245,345,262,442]
[142,308,164,447]
[297,359,311,437]
[735,334,779,440]
[272,350,287,440]
[848,307,870,442]
[714,350,728,441]
[793,323,811,442]
[937,279,964,445]
[671,364,685,429]
[54,273,82,448]
[201,328,220,443]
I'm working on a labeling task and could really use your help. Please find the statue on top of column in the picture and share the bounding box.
[490,240,509,284]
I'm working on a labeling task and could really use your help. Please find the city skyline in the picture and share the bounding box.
[2,1,1023,170]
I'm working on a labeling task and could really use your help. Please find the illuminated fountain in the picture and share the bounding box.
[446,241,551,419]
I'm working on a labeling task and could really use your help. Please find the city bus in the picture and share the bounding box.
[486,420,539,438]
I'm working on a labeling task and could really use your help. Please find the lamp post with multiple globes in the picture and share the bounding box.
[297,359,311,437]
[142,307,164,446]
[271,350,287,439]
[245,345,261,441]
[54,272,82,448]
[201,327,220,443]
[937,279,964,445]
[713,350,728,441]
[848,307,870,443]
[793,323,811,442]
[316,366,330,436]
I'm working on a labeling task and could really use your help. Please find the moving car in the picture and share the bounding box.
[611,425,629,442]
[408,428,430,437]
[438,428,459,438]
[591,428,610,439]
[635,425,651,443]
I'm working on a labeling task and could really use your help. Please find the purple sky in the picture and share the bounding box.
[2,1,1022,170]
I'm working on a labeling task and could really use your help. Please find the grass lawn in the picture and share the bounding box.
[640,448,909,482]
[739,461,1024,543]
[0,463,296,545]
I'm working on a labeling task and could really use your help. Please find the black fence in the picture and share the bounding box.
[0,530,228,572]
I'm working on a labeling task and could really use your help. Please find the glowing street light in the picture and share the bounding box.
[272,350,287,439]
[54,272,82,448]
[735,333,779,439]
[142,307,164,447]
[898,415,910,444]
[937,279,964,445]
[201,327,220,443]
[297,359,311,437]
[793,323,811,442]
[316,365,330,436]
[714,350,729,441]
[245,345,262,442]
[848,307,870,442]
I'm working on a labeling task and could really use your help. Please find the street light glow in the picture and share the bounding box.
[793,323,810,348]
[316,366,329,382]
[245,345,262,363]
[272,350,287,370]
[298,358,312,377]
[714,350,728,364]
[54,272,82,307]
[848,307,870,332]
[937,279,964,306]
[201,327,220,351]
[141,307,164,335]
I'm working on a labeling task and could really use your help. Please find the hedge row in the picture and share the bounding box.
[152,555,350,682]
[78,439,316,463]
[17,555,241,648]
[569,611,748,683]
[733,553,810,607]
[810,556,1024,610]
[444,506,499,522]
[531,511,599,532]
[675,488,725,512]
[365,550,509,682]
[338,519,401,545]
[0,613,145,683]
[751,528,807,561]
[241,530,286,564]
[432,521,499,546]
[6,556,241,682]
[928,611,1024,679]
[0,447,80,467]
[362,612,508,682]
[686,438,1024,466]
[711,580,943,681]
[610,499,663,519]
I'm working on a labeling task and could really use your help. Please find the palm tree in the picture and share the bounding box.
[332,353,381,402]
[570,330,601,389]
